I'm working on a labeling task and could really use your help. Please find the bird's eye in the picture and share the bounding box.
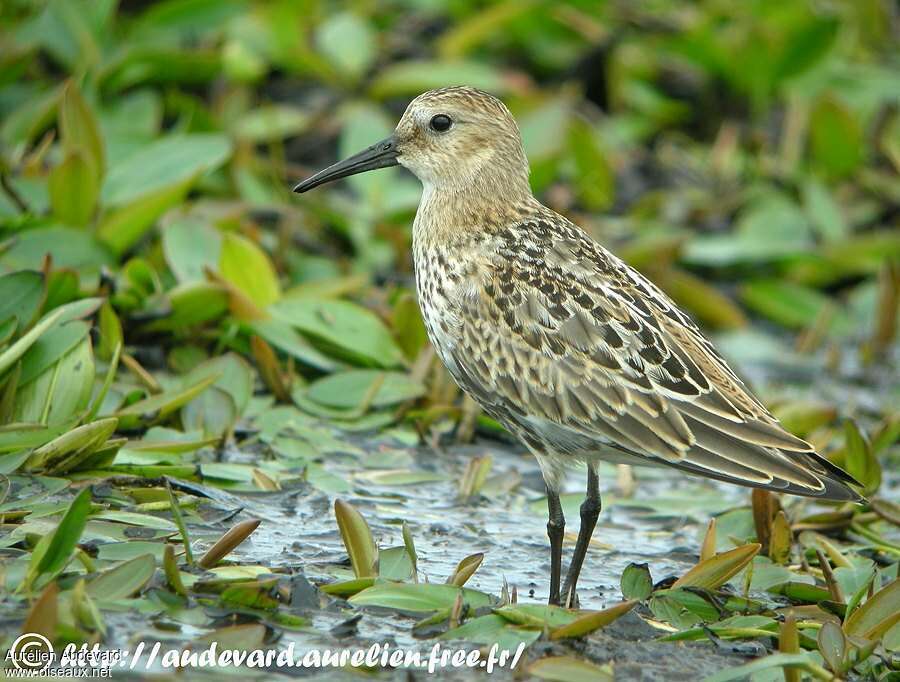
[429,114,453,132]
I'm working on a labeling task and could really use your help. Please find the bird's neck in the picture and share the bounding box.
[414,172,539,250]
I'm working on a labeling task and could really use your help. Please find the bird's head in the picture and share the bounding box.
[293,87,530,197]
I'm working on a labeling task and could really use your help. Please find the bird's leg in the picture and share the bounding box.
[561,466,601,608]
[546,486,565,606]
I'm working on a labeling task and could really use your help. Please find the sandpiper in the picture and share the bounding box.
[294,87,863,607]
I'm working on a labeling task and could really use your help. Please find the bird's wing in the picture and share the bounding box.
[447,217,861,501]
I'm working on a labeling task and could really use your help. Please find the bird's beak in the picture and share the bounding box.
[293,135,400,193]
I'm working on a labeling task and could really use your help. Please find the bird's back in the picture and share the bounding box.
[413,200,862,502]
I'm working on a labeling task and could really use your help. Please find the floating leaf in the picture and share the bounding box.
[28,487,92,587]
[87,554,155,600]
[349,582,492,612]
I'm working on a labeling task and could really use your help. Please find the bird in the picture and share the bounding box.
[293,86,864,607]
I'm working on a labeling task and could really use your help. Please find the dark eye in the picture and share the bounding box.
[429,114,452,132]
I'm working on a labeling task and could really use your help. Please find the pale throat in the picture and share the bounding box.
[412,156,533,246]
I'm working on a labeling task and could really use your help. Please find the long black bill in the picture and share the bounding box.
[293,136,399,193]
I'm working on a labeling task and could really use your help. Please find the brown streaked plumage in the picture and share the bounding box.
[294,86,863,606]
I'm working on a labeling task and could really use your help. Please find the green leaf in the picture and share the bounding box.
[101,133,231,207]
[773,17,838,82]
[113,373,219,429]
[305,370,423,410]
[23,417,118,472]
[620,562,653,601]
[809,96,864,178]
[1,227,114,273]
[28,487,92,586]
[334,498,378,578]
[162,218,222,283]
[843,420,880,495]
[145,281,229,331]
[233,105,312,143]
[740,279,847,332]
[97,177,194,254]
[0,271,44,334]
[378,546,414,581]
[817,621,846,673]
[349,582,492,612]
[246,318,338,372]
[802,178,847,242]
[219,232,280,308]
[272,297,404,368]
[370,60,507,98]
[87,554,155,601]
[316,12,375,80]
[59,81,105,179]
[0,305,69,377]
[18,320,90,385]
[14,335,96,426]
[48,151,98,227]
[700,653,820,682]
[528,656,613,682]
[844,578,900,641]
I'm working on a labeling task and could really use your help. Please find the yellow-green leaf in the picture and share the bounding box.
[548,600,637,640]
[59,81,104,179]
[219,232,281,308]
[673,543,761,590]
[446,552,483,587]
[49,150,98,226]
[334,499,378,578]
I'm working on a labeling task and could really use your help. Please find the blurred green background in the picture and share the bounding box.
[0,0,898,459]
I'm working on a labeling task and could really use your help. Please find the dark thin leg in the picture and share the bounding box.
[546,487,565,606]
[561,467,601,607]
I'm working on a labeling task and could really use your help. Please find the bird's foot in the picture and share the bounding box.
[561,581,579,609]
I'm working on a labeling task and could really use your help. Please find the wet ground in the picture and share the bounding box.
[105,435,780,680]
[4,332,896,680]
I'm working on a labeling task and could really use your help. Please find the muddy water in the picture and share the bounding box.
[213,436,756,680]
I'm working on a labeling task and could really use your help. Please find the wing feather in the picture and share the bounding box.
[441,215,862,502]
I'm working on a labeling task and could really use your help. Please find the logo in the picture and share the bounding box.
[6,633,55,671]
